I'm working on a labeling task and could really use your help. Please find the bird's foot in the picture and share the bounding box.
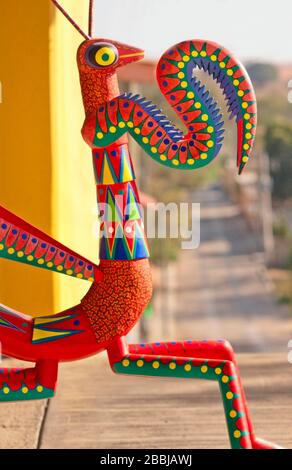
[251,436,283,449]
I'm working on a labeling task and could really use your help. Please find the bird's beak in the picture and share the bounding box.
[119,45,145,65]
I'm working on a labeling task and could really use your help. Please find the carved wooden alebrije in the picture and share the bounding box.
[0,0,280,450]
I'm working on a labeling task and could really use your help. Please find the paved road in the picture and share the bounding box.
[175,185,291,353]
[1,185,292,449]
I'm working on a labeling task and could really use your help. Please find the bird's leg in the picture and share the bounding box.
[0,359,58,402]
[107,338,252,449]
[129,341,254,437]
[128,340,281,449]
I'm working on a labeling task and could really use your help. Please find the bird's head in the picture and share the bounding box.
[51,0,144,74]
[51,0,144,114]
[77,38,144,75]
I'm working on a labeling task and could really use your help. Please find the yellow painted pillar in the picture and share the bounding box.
[0,1,98,316]
[49,1,98,312]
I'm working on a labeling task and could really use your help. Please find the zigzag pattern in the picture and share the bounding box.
[93,144,135,184]
[99,220,149,261]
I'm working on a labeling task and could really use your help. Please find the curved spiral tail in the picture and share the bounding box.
[90,40,257,174]
[157,40,257,174]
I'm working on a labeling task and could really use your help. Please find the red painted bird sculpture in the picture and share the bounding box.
[0,0,280,449]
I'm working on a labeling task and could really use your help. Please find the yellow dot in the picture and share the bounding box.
[202,114,209,122]
[234,430,241,439]
[211,55,217,62]
[207,126,214,133]
[66,269,73,275]
[27,255,34,262]
[172,160,179,166]
[243,144,250,151]
[200,51,207,57]
[8,248,15,255]
[109,126,116,133]
[17,251,24,258]
[88,277,94,282]
[178,72,185,79]
[184,364,192,372]
[3,387,9,394]
[142,137,149,144]
[37,386,43,393]
[152,361,160,369]
[187,159,195,165]
[242,102,248,109]
[37,259,44,265]
[137,360,144,367]
[244,113,251,120]
[0,244,4,250]
[134,128,141,135]
[122,359,130,367]
[118,121,126,128]
[187,91,194,99]
[246,132,252,139]
[238,90,244,97]
[47,262,53,268]
[242,156,249,163]
[233,79,240,86]
[181,81,187,88]
[230,410,237,418]
[207,141,214,148]
[151,147,157,154]
[215,368,222,375]
[191,50,198,57]
[96,132,103,139]
[201,365,208,373]
[226,391,234,400]
[227,69,234,76]
[127,121,134,128]
[57,265,63,271]
[160,154,167,161]
[220,62,226,68]
[222,375,229,383]
[183,55,190,62]
[77,273,83,279]
[201,153,208,160]
[169,362,176,370]
[246,123,252,130]
[22,387,28,394]
[195,102,202,109]
[178,61,184,69]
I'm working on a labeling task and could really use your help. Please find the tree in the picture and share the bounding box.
[264,121,292,200]
[246,63,278,86]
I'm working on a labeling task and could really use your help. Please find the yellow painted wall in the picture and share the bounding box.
[0,1,53,315]
[0,1,98,316]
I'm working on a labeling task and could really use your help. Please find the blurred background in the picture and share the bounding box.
[1,0,291,335]
[1,0,292,448]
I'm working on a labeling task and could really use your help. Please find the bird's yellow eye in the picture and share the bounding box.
[95,47,116,66]
[86,43,118,68]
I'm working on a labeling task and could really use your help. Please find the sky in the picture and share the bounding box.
[93,0,292,63]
